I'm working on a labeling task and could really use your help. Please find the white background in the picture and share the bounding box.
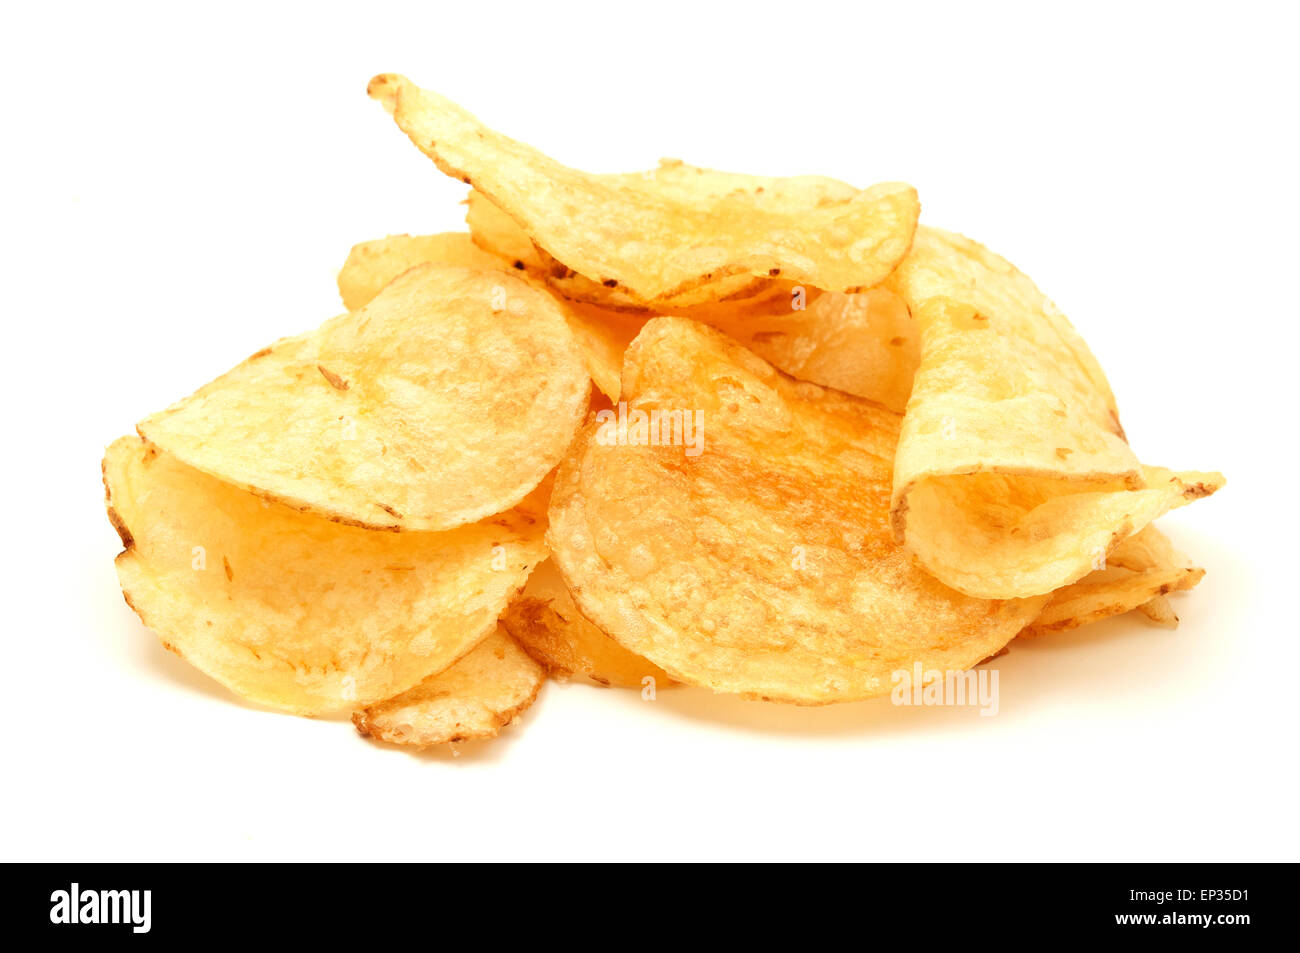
[2,1,1296,861]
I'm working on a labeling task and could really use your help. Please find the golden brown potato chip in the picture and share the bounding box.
[502,559,672,689]
[352,625,544,746]
[336,232,504,311]
[140,263,589,531]
[886,228,1224,598]
[547,317,1046,703]
[370,74,919,306]
[104,437,547,715]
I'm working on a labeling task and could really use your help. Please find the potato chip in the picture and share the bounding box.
[699,286,919,413]
[352,625,544,746]
[886,228,1224,598]
[560,303,646,401]
[502,559,672,688]
[1136,595,1180,628]
[337,232,504,311]
[335,230,636,400]
[104,437,547,715]
[460,222,917,408]
[370,74,919,306]
[466,161,861,311]
[547,317,1046,703]
[1106,523,1191,574]
[464,188,565,280]
[1023,566,1204,637]
[1106,523,1196,627]
[140,263,589,531]
[1022,524,1203,636]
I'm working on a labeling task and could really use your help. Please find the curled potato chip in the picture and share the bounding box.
[370,74,919,306]
[465,186,917,406]
[104,437,547,715]
[352,626,544,746]
[335,230,635,400]
[886,228,1224,598]
[502,559,672,689]
[337,232,504,311]
[467,162,860,311]
[141,263,589,531]
[547,317,1046,703]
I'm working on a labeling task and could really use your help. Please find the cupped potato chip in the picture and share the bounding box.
[140,263,589,531]
[337,232,504,311]
[886,228,1224,598]
[547,317,1046,704]
[104,437,547,715]
[352,625,544,746]
[335,230,636,400]
[370,74,919,306]
[502,559,672,689]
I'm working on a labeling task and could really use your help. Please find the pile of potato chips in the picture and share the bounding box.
[103,74,1224,747]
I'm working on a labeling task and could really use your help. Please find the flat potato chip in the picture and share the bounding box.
[352,625,544,746]
[140,263,589,531]
[371,74,919,306]
[104,437,547,715]
[502,559,672,688]
[547,317,1046,703]
[886,228,1224,598]
[337,232,504,311]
